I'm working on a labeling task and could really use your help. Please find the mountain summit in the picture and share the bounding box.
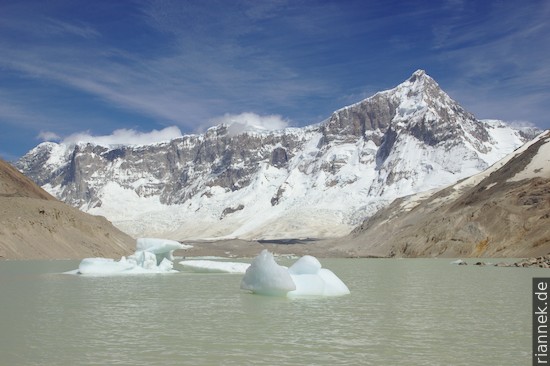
[16,71,537,240]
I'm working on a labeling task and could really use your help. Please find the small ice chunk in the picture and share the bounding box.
[73,237,187,276]
[288,255,322,275]
[450,259,467,265]
[136,238,187,262]
[180,260,250,274]
[136,238,186,253]
[240,250,296,296]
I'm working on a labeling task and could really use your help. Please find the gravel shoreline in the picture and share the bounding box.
[453,255,550,268]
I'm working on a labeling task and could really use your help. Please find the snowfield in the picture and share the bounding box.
[17,71,537,240]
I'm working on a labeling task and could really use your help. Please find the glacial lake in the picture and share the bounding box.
[0,258,543,365]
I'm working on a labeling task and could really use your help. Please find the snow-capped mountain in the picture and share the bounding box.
[344,130,550,258]
[16,70,537,240]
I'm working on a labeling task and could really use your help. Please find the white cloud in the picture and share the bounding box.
[45,18,100,39]
[61,126,182,146]
[37,131,61,141]
[505,120,539,132]
[210,112,290,136]
[0,1,334,137]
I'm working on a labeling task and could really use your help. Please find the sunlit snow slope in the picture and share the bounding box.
[346,131,550,257]
[16,70,537,240]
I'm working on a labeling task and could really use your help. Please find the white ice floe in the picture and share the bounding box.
[240,250,350,297]
[179,260,250,274]
[72,238,190,275]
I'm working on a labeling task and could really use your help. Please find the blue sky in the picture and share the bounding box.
[1,0,549,160]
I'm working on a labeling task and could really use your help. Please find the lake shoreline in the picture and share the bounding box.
[177,238,388,259]
[2,236,548,262]
[177,238,550,265]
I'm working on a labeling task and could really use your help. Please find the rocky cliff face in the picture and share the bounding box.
[344,131,550,258]
[16,70,537,240]
[0,159,134,259]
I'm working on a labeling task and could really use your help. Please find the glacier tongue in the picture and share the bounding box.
[16,71,537,240]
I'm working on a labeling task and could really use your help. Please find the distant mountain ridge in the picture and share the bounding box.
[16,70,538,240]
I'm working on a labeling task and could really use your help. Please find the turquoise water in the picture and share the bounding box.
[0,258,542,365]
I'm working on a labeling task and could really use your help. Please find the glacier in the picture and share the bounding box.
[71,238,190,275]
[240,250,350,297]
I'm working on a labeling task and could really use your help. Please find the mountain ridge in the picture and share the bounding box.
[16,71,538,240]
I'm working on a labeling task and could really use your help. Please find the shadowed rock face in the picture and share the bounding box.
[321,92,395,144]
[17,128,309,208]
[15,71,538,240]
[270,147,288,168]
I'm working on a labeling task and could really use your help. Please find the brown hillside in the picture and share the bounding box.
[0,158,134,259]
[0,159,55,200]
[341,131,550,258]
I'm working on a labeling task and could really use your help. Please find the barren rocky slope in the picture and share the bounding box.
[341,131,550,258]
[0,159,134,259]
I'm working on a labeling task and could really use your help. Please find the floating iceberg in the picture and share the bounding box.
[73,238,190,275]
[240,250,296,296]
[136,238,184,258]
[179,260,250,274]
[240,250,350,297]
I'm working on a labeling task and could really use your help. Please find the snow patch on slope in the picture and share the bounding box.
[508,132,550,181]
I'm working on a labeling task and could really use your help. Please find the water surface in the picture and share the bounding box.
[0,258,541,365]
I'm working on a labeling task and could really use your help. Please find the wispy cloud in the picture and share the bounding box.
[442,2,548,70]
[430,1,550,124]
[43,18,101,39]
[37,131,61,141]
[0,0,336,135]
[0,95,59,131]
[210,112,289,136]
[0,46,213,126]
[1,0,549,162]
[59,126,183,146]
